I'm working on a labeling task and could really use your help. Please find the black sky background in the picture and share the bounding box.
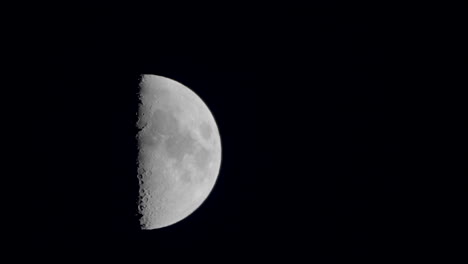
[7,5,462,262]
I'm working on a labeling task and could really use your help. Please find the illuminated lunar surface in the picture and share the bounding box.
[137,74,221,229]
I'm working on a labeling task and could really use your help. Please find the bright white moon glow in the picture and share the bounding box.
[137,74,222,229]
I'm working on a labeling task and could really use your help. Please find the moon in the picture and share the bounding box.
[136,74,222,229]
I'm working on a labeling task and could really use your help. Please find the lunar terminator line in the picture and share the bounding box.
[137,74,222,229]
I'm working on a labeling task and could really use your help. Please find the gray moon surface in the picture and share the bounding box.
[137,74,222,229]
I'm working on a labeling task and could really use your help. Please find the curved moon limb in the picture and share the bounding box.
[137,74,222,229]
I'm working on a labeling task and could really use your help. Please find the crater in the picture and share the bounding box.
[165,131,197,164]
[138,127,161,149]
[194,146,211,171]
[199,121,212,140]
[179,168,193,183]
[149,109,179,136]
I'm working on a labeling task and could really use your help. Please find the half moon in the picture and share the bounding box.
[137,74,222,229]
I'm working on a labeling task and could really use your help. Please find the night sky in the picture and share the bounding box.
[10,6,454,262]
